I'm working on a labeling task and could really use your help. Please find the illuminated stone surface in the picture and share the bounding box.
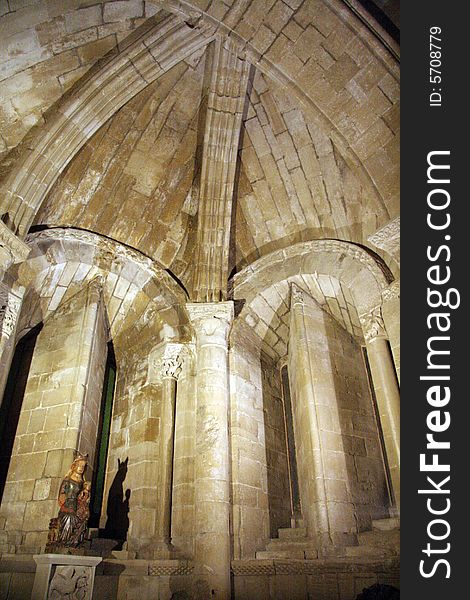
[0,1,399,598]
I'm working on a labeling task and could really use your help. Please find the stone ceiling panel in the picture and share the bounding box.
[233,69,382,273]
[152,0,400,219]
[0,1,163,164]
[34,53,206,267]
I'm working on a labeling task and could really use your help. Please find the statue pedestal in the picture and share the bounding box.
[32,554,102,600]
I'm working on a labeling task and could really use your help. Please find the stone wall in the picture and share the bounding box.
[103,346,163,555]
[230,323,270,560]
[0,554,400,600]
[327,318,390,531]
[232,557,400,600]
[0,278,108,554]
[288,287,388,546]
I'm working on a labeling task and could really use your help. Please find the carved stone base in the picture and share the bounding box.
[32,554,102,600]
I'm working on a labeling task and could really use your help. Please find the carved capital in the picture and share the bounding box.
[148,342,187,383]
[186,302,234,346]
[160,343,185,380]
[290,283,307,306]
[0,284,22,340]
[360,305,387,343]
[0,221,30,270]
[289,283,324,314]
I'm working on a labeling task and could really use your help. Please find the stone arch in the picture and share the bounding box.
[230,239,393,548]
[0,227,192,553]
[233,239,393,319]
[13,228,190,355]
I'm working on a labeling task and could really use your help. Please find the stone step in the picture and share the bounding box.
[357,529,400,552]
[266,541,319,559]
[267,538,317,551]
[278,527,308,540]
[372,517,400,531]
[345,545,394,559]
[255,549,306,560]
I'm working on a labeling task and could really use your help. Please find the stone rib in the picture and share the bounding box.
[193,39,250,302]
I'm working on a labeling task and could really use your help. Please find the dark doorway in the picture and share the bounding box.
[280,364,302,522]
[0,323,43,504]
[89,341,116,528]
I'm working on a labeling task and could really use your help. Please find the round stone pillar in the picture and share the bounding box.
[361,306,400,509]
[186,302,234,600]
[154,343,184,553]
[288,286,330,545]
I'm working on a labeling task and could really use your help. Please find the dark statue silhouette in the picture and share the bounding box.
[104,457,130,548]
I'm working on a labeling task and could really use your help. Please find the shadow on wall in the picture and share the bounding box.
[104,457,130,548]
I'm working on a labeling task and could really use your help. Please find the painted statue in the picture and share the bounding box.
[47,453,91,551]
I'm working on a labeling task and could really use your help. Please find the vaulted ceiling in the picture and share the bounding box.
[0,0,400,300]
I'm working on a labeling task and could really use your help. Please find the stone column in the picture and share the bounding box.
[0,222,29,395]
[361,305,400,509]
[288,285,334,547]
[154,343,184,554]
[186,302,234,600]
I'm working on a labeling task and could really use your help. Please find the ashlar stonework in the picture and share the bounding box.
[0,1,399,598]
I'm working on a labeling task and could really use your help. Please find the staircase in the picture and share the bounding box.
[255,517,399,561]
[256,521,319,560]
[343,517,400,559]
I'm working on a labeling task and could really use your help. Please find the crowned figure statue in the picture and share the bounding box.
[46,453,91,552]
